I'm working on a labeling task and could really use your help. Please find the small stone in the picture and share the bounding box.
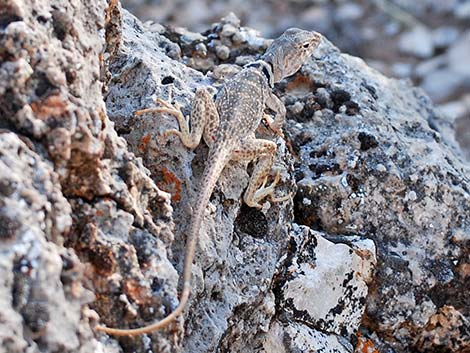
[383,21,401,36]
[232,31,246,44]
[421,69,465,102]
[376,164,387,172]
[336,3,363,21]
[220,12,241,27]
[447,32,470,76]
[289,101,305,115]
[391,62,413,78]
[455,1,470,19]
[195,43,207,56]
[221,24,237,37]
[211,64,240,80]
[437,98,469,121]
[406,190,417,201]
[398,25,434,58]
[432,26,459,49]
[234,55,256,66]
[215,45,230,60]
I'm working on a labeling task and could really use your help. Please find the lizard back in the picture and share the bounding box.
[215,67,271,142]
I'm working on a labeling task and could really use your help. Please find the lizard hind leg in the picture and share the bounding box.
[232,139,290,209]
[245,156,291,208]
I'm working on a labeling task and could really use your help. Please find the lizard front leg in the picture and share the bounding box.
[265,91,286,138]
[135,87,219,149]
[232,138,290,208]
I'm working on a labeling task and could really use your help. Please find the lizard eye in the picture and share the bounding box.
[302,42,310,48]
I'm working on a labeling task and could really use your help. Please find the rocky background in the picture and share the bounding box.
[0,0,469,353]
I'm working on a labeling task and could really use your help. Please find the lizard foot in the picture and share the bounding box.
[134,99,197,147]
[263,114,285,139]
[246,169,290,208]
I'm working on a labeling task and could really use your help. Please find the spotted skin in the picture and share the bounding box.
[95,28,322,336]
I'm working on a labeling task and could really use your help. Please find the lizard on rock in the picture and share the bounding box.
[96,28,322,336]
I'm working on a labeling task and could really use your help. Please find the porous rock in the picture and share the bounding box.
[1,1,469,353]
[0,0,175,352]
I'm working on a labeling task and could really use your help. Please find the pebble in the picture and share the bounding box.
[221,24,237,37]
[289,101,305,114]
[432,26,459,49]
[195,43,207,56]
[221,12,241,27]
[437,96,470,121]
[391,62,413,78]
[232,31,246,44]
[421,69,463,102]
[398,25,434,58]
[215,45,230,60]
[336,3,363,21]
[447,32,470,75]
[455,1,470,19]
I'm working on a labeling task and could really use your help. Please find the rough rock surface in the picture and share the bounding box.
[1,1,469,353]
[0,0,174,352]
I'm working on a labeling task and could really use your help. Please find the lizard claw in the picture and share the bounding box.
[263,114,285,138]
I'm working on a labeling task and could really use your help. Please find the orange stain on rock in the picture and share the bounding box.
[138,134,152,153]
[157,167,182,203]
[355,332,380,353]
[31,94,69,120]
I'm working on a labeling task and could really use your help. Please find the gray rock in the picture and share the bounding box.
[432,26,460,49]
[0,0,175,352]
[418,31,470,102]
[421,68,466,102]
[291,37,470,352]
[398,25,435,58]
[391,62,413,78]
[2,1,470,353]
[455,1,470,19]
[335,3,364,22]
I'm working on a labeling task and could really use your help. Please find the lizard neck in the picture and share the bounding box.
[245,60,274,88]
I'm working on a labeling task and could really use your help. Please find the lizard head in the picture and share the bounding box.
[262,28,322,83]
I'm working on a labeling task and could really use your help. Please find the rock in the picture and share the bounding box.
[432,26,459,49]
[447,31,470,77]
[277,225,376,337]
[1,0,176,352]
[2,1,470,353]
[398,25,435,58]
[391,62,413,78]
[420,68,466,102]
[264,321,353,353]
[335,3,364,22]
[290,35,470,353]
[455,1,470,19]
[418,31,470,102]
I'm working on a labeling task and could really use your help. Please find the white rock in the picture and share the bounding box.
[398,25,434,58]
[432,26,459,48]
[421,68,465,102]
[336,3,364,21]
[263,321,352,353]
[447,31,470,76]
[391,62,413,78]
[455,1,470,19]
[279,225,376,336]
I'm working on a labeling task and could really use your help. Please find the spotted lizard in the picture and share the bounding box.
[95,28,322,336]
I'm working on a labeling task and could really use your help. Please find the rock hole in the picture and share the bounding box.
[161,76,175,85]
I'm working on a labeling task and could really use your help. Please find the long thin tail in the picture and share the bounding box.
[95,145,230,336]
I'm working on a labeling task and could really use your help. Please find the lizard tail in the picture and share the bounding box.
[95,145,231,336]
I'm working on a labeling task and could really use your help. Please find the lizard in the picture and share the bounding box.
[95,28,322,336]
